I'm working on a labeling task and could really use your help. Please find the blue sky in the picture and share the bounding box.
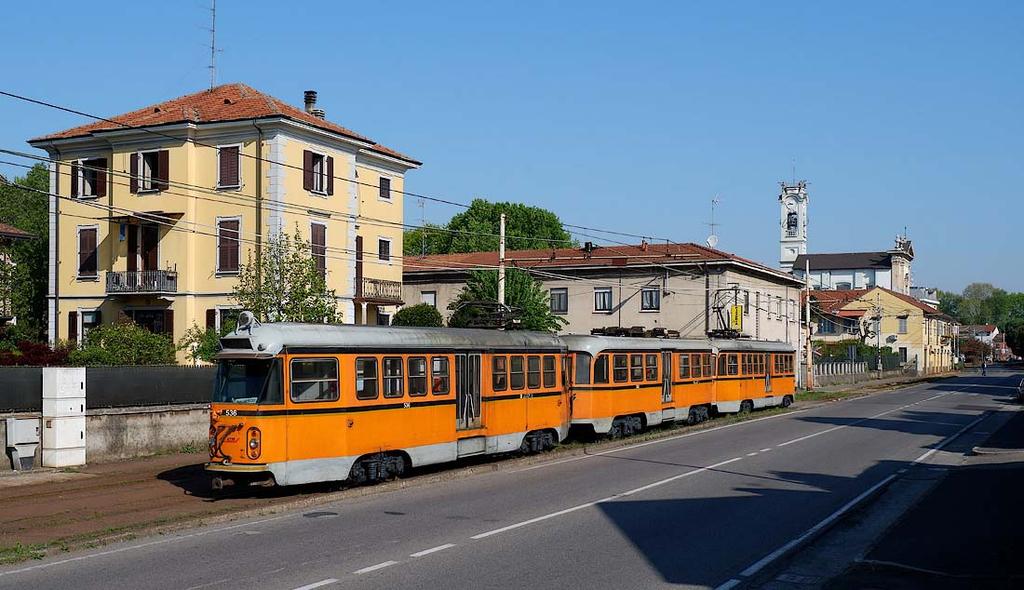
[2,1,1020,291]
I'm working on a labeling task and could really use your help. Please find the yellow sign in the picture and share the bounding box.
[730,305,743,331]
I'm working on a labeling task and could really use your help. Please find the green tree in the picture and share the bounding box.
[403,198,575,256]
[0,164,49,339]
[937,289,963,320]
[391,303,444,327]
[68,321,176,366]
[176,318,237,364]
[448,269,567,332]
[1005,321,1024,358]
[231,228,340,323]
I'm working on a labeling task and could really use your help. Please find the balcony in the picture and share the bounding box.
[357,277,403,305]
[105,270,178,295]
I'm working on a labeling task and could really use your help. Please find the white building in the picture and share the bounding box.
[792,236,915,295]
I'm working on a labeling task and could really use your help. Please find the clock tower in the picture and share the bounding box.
[779,180,808,272]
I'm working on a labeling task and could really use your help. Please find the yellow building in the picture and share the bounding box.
[810,286,958,373]
[29,84,419,358]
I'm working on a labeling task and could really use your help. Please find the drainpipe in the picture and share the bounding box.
[251,121,264,293]
[50,143,61,345]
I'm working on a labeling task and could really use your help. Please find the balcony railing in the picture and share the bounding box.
[358,277,403,304]
[106,270,178,295]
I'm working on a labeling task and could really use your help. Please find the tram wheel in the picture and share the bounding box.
[740,400,754,414]
[781,395,793,408]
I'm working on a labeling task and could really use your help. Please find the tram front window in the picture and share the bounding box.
[213,359,282,405]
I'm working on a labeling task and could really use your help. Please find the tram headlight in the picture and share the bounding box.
[246,427,262,460]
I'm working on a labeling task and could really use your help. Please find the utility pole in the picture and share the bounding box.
[498,212,506,310]
[805,258,813,389]
[208,0,217,90]
[875,291,883,372]
[418,198,426,257]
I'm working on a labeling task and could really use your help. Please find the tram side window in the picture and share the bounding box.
[290,358,339,403]
[718,354,727,376]
[703,354,713,377]
[575,354,592,385]
[630,354,644,382]
[527,356,541,389]
[727,354,739,376]
[510,356,525,389]
[383,357,404,398]
[613,354,629,383]
[594,354,610,384]
[543,355,557,388]
[690,354,701,379]
[492,356,508,391]
[786,354,794,373]
[645,354,659,381]
[679,354,690,379]
[356,357,378,399]
[409,357,428,397]
[431,357,450,395]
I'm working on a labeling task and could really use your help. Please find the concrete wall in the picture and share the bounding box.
[1,404,209,471]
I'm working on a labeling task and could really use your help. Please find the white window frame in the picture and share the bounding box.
[76,224,100,281]
[74,158,103,199]
[78,307,101,345]
[378,175,392,202]
[310,220,328,277]
[594,287,613,313]
[137,150,161,193]
[310,151,328,196]
[216,143,242,190]
[640,287,661,312]
[215,305,243,332]
[377,237,393,264]
[898,316,908,334]
[215,215,242,275]
[550,287,568,315]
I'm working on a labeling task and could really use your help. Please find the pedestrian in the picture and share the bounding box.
[982,360,987,376]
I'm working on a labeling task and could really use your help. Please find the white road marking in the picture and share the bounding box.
[776,425,847,447]
[747,452,758,456]
[354,561,398,575]
[410,544,456,558]
[716,579,742,590]
[473,457,743,539]
[291,579,337,590]
[759,448,772,453]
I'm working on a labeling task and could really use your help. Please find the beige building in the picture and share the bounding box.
[29,84,419,357]
[404,242,805,346]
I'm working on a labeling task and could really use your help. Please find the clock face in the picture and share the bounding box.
[785,199,797,212]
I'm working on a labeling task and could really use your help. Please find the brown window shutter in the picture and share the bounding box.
[311,223,326,275]
[326,156,334,195]
[156,150,170,190]
[219,146,239,187]
[79,228,97,276]
[379,177,390,200]
[206,309,217,329]
[70,162,79,196]
[95,159,107,198]
[302,150,314,191]
[218,219,240,272]
[68,311,78,343]
[355,235,363,295]
[129,153,139,193]
[93,310,102,325]
[164,309,174,336]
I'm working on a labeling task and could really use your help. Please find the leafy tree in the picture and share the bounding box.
[68,321,176,366]
[391,303,444,327]
[1005,321,1024,358]
[448,269,567,332]
[937,289,963,320]
[231,227,340,323]
[0,164,49,339]
[958,336,991,363]
[177,318,237,364]
[403,198,575,256]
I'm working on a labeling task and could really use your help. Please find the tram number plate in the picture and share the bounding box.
[218,409,238,417]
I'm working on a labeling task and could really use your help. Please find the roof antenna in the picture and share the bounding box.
[208,0,219,90]
[705,195,720,248]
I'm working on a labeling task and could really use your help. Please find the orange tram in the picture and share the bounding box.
[207,320,796,489]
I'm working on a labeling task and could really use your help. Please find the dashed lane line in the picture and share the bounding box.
[410,544,456,558]
[353,561,399,575]
[291,579,338,590]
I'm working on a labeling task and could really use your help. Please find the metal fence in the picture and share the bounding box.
[0,366,216,412]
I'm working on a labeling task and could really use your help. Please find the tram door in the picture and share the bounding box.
[764,354,773,393]
[661,351,673,404]
[455,353,482,430]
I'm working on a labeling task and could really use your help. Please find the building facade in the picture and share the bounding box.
[792,235,914,295]
[29,84,419,356]
[404,242,805,347]
[778,181,809,272]
[808,287,958,373]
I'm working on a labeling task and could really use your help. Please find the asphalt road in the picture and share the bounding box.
[1,370,1016,590]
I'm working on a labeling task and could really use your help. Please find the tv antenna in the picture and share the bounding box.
[705,195,721,248]
[207,0,221,89]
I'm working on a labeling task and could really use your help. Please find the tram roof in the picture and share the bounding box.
[711,338,795,353]
[560,334,713,355]
[218,323,566,357]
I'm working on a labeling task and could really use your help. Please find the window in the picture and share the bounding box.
[641,288,660,311]
[898,316,908,334]
[645,353,659,381]
[80,310,101,340]
[431,357,450,394]
[789,300,797,323]
[383,357,404,398]
[379,176,391,200]
[217,145,240,188]
[302,150,332,195]
[421,291,437,307]
[377,313,391,326]
[776,298,783,320]
[217,218,240,273]
[408,357,427,396]
[290,358,339,402]
[836,282,852,290]
[594,354,609,384]
[550,288,568,314]
[594,288,612,312]
[727,354,739,376]
[574,354,591,385]
[77,226,98,278]
[356,357,378,399]
[679,354,690,379]
[492,356,508,391]
[378,238,391,262]
[743,291,750,316]
[510,356,525,389]
[899,347,908,363]
[73,158,106,198]
[704,354,713,377]
[692,354,703,379]
[132,150,168,193]
[819,319,835,334]
[527,356,541,389]
[630,354,644,382]
[311,222,326,278]
[543,355,557,388]
[613,354,629,382]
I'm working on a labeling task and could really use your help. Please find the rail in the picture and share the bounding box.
[359,277,403,304]
[105,270,178,295]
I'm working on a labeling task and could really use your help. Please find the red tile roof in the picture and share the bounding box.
[29,83,420,165]
[0,222,31,240]
[808,287,946,317]
[404,242,802,284]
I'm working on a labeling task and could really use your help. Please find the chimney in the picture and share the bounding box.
[303,90,317,114]
[310,108,326,119]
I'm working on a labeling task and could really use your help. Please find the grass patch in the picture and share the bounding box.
[0,543,46,565]
[179,440,205,454]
